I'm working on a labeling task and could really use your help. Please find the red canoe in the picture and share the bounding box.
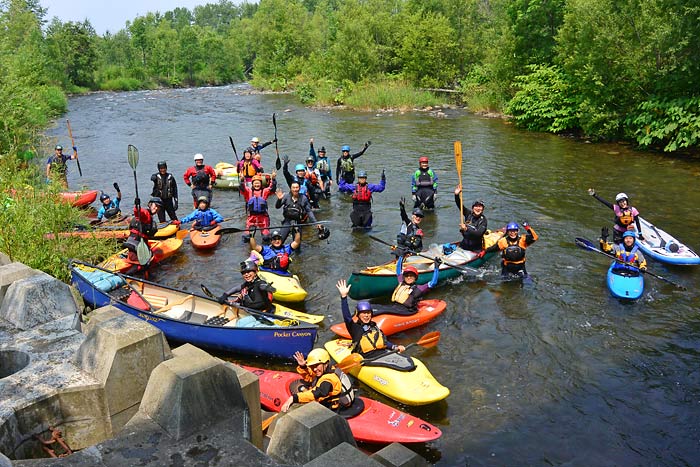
[242,365,442,444]
[189,225,222,250]
[60,190,98,207]
[330,299,447,338]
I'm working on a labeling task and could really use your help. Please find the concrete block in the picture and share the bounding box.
[75,313,171,434]
[267,402,355,465]
[81,305,127,336]
[0,451,10,467]
[0,273,79,330]
[140,344,249,441]
[372,443,429,467]
[0,262,39,307]
[225,362,264,450]
[0,251,10,266]
[304,442,384,467]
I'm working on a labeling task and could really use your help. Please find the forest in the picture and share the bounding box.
[1,0,699,156]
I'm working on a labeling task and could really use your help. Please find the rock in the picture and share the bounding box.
[371,442,429,466]
[0,262,39,309]
[0,273,79,330]
[304,442,383,467]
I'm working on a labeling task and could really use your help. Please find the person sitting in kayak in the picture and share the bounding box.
[411,156,438,209]
[247,227,301,273]
[455,186,488,252]
[387,256,440,315]
[280,348,354,412]
[123,197,162,265]
[274,181,325,242]
[479,221,538,277]
[178,196,224,231]
[96,182,122,222]
[396,198,424,255]
[588,189,643,244]
[217,260,276,312]
[241,173,277,243]
[336,142,370,185]
[338,170,386,229]
[309,138,333,198]
[600,228,647,273]
[183,153,216,208]
[336,279,405,359]
[237,147,264,188]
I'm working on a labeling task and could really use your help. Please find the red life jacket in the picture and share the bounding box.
[352,184,372,203]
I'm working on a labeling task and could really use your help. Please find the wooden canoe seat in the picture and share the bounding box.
[142,293,168,308]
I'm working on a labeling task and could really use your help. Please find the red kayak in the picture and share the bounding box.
[189,225,222,250]
[60,190,98,207]
[242,365,441,444]
[330,299,447,338]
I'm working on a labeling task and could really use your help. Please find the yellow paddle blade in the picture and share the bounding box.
[337,353,364,373]
[176,227,189,240]
[262,413,279,431]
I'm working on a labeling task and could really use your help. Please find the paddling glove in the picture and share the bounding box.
[210,220,217,225]
[113,182,120,192]
[477,250,486,258]
[522,221,530,230]
[242,234,251,243]
[73,146,77,152]
[172,220,181,226]
[601,227,609,242]
[217,294,228,305]
[282,154,289,164]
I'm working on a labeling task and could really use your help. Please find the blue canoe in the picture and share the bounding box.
[70,261,317,359]
[636,216,700,266]
[606,262,644,300]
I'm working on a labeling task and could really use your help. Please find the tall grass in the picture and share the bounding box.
[343,79,443,111]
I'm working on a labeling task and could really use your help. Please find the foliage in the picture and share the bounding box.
[344,78,441,111]
[45,19,99,88]
[625,97,700,152]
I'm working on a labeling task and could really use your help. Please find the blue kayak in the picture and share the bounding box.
[606,262,644,299]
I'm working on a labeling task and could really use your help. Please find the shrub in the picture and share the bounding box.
[625,97,700,152]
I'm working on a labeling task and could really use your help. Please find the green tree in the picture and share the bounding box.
[45,19,99,88]
[177,25,201,85]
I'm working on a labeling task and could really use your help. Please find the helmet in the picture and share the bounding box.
[341,145,350,152]
[306,348,330,366]
[55,145,63,151]
[251,174,263,183]
[148,197,164,207]
[318,226,330,240]
[157,161,167,169]
[244,147,254,154]
[357,170,367,178]
[403,265,419,277]
[295,164,305,172]
[506,222,519,231]
[356,301,372,314]
[419,156,429,163]
[615,193,628,202]
[319,146,326,154]
[197,196,209,205]
[251,137,260,143]
[622,230,637,239]
[99,194,110,202]
[306,156,315,163]
[193,153,204,161]
[240,259,258,273]
[271,230,282,240]
[472,200,485,208]
[412,208,424,218]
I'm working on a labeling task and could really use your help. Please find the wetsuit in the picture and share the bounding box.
[412,167,438,209]
[456,195,488,252]
[275,192,318,242]
[338,174,386,228]
[183,164,216,207]
[221,276,275,311]
[483,227,539,277]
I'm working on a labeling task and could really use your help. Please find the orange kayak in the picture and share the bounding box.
[44,223,180,240]
[98,238,183,273]
[189,225,222,250]
[329,299,447,338]
[60,190,98,207]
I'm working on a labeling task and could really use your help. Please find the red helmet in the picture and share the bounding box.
[403,265,419,277]
[419,156,429,163]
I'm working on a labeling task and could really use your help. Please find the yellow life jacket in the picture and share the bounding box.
[392,284,413,305]
[354,325,388,354]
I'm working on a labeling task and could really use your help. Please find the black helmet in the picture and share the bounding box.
[472,200,485,208]
[271,230,283,240]
[319,146,326,154]
[412,208,425,218]
[99,193,110,203]
[157,161,167,169]
[318,226,330,240]
[240,259,258,273]
[148,197,163,207]
[244,147,254,155]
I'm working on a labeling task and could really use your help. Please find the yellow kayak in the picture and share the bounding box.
[272,302,323,324]
[324,339,449,406]
[258,269,308,302]
[98,238,183,273]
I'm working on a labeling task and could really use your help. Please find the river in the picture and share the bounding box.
[49,85,700,466]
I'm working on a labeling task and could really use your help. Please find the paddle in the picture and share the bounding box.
[262,413,279,431]
[200,284,282,325]
[66,119,82,177]
[127,144,151,266]
[454,140,463,219]
[215,220,330,236]
[574,237,686,290]
[368,234,479,274]
[272,113,281,170]
[229,136,239,161]
[337,331,441,373]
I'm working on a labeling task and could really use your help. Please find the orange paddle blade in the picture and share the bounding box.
[262,413,278,431]
[337,353,363,373]
[416,331,441,348]
[176,228,189,240]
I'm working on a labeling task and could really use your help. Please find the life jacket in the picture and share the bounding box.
[353,323,388,354]
[305,170,319,186]
[327,368,355,408]
[615,245,641,270]
[104,205,121,220]
[129,209,157,239]
[283,197,305,221]
[617,209,634,227]
[240,277,273,311]
[502,237,526,264]
[240,160,257,178]
[153,173,176,199]
[262,245,290,270]
[192,167,210,189]
[352,184,372,204]
[414,168,435,188]
[317,158,330,173]
[246,191,268,215]
[340,157,354,174]
[391,283,420,310]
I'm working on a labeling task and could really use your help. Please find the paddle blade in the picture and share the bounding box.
[229,136,238,160]
[275,156,281,170]
[337,353,363,373]
[215,226,245,235]
[127,144,139,169]
[262,413,279,431]
[417,331,441,348]
[200,284,215,299]
[574,237,597,251]
[176,228,189,240]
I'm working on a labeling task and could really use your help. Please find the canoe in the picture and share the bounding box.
[60,190,98,207]
[347,231,502,299]
[329,299,447,338]
[258,268,308,302]
[189,225,222,250]
[607,262,644,300]
[324,339,449,406]
[242,365,442,444]
[636,216,700,265]
[98,238,183,273]
[44,222,180,240]
[214,163,240,190]
[70,261,317,358]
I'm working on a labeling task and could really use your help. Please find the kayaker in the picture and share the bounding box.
[124,197,162,264]
[304,155,325,205]
[250,136,275,155]
[247,228,301,273]
[455,186,488,252]
[45,144,77,187]
[309,138,333,198]
[281,156,318,208]
[241,173,277,243]
[237,147,264,188]
[280,348,354,412]
[396,198,424,255]
[177,196,224,231]
[389,256,440,314]
[336,142,370,185]
[274,181,325,241]
[600,228,647,272]
[478,221,539,277]
[183,153,216,208]
[336,279,405,359]
[411,156,438,209]
[217,260,276,312]
[96,183,122,222]
[588,189,644,243]
[150,161,179,222]
[338,170,386,229]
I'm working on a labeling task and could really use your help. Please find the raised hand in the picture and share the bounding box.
[336,279,351,298]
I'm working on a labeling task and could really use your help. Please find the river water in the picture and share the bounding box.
[49,85,700,466]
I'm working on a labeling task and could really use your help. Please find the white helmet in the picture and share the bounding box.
[251,137,260,143]
[615,192,628,202]
[193,153,204,161]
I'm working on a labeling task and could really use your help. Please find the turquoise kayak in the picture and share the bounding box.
[606,262,644,300]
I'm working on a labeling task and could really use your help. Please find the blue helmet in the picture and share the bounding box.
[341,145,350,152]
[506,222,519,231]
[357,170,368,178]
[294,164,305,172]
[622,230,637,239]
[356,301,372,314]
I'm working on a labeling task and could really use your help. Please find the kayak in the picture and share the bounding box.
[214,162,240,189]
[329,299,447,338]
[98,238,183,273]
[324,339,449,406]
[242,365,442,444]
[636,216,700,265]
[44,222,180,240]
[347,231,502,299]
[268,302,323,324]
[258,268,308,302]
[607,262,644,300]
[60,190,98,207]
[189,225,222,250]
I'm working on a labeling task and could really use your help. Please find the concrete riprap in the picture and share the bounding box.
[0,252,10,267]
[0,263,39,308]
[224,362,264,450]
[371,443,429,467]
[0,273,79,330]
[304,442,385,467]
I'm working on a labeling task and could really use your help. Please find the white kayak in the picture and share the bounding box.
[636,217,700,266]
